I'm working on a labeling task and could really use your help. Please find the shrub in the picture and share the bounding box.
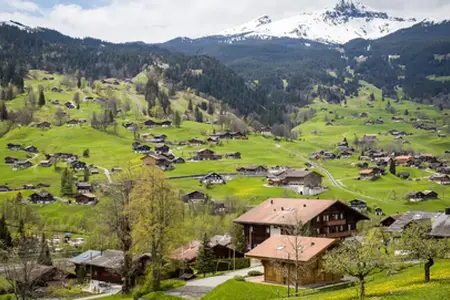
[247,270,263,277]
[234,276,245,281]
[213,258,250,271]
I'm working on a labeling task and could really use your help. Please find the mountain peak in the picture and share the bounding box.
[216,15,272,36]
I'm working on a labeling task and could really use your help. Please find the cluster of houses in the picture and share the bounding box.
[192,148,241,161]
[364,117,384,125]
[5,143,39,170]
[26,181,97,205]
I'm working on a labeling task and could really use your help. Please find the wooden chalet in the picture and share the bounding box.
[71,250,150,285]
[349,199,368,212]
[429,209,450,238]
[380,214,401,227]
[141,154,172,168]
[430,175,450,185]
[172,157,185,164]
[194,149,222,161]
[386,211,442,234]
[397,172,410,180]
[155,144,170,154]
[72,161,87,171]
[225,152,241,159]
[64,102,75,109]
[267,169,323,187]
[7,143,21,151]
[23,184,36,189]
[37,122,51,130]
[170,235,244,263]
[260,126,272,135]
[15,160,32,169]
[405,190,438,201]
[200,173,225,184]
[76,182,93,194]
[182,191,209,203]
[207,136,220,143]
[39,160,52,167]
[189,138,205,145]
[4,156,18,164]
[375,207,384,216]
[75,193,97,205]
[236,165,268,174]
[246,236,341,286]
[0,185,10,192]
[395,155,414,166]
[29,192,55,204]
[234,198,369,251]
[24,145,38,153]
[143,119,171,128]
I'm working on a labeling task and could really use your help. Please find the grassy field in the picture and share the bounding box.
[202,279,288,300]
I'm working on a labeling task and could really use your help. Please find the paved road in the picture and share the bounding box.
[97,166,112,183]
[279,145,410,207]
[164,266,263,299]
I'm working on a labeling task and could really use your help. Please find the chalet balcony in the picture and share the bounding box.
[326,230,358,238]
[326,219,347,226]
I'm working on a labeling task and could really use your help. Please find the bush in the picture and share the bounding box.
[233,276,245,281]
[213,258,250,271]
[247,270,263,277]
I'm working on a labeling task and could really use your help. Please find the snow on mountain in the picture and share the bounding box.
[0,20,36,32]
[211,1,431,44]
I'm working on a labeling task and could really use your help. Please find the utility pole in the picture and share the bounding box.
[287,253,290,297]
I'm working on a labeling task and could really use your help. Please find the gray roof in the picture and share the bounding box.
[71,249,151,269]
[430,214,450,238]
[386,211,443,233]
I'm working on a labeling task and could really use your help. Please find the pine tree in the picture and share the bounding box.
[61,168,74,196]
[84,168,90,182]
[60,168,68,196]
[195,106,203,123]
[38,90,46,107]
[188,98,193,111]
[389,159,396,175]
[207,102,214,115]
[0,216,12,249]
[0,101,8,121]
[369,93,375,101]
[404,109,409,116]
[109,110,115,123]
[196,233,215,277]
[38,233,53,266]
[15,192,23,203]
[77,77,81,89]
[174,111,181,128]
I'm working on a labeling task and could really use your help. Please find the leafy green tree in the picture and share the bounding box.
[60,168,74,196]
[38,90,46,107]
[196,233,215,277]
[37,233,52,266]
[404,109,409,116]
[0,216,12,249]
[195,106,203,123]
[207,102,214,115]
[389,159,396,175]
[400,222,449,282]
[0,101,8,121]
[83,148,90,158]
[323,234,387,299]
[174,111,182,128]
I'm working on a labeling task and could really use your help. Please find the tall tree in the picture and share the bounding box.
[83,168,90,182]
[77,77,81,89]
[73,92,81,109]
[37,234,52,266]
[196,233,215,277]
[0,101,8,121]
[54,108,66,126]
[323,234,387,299]
[0,216,12,249]
[207,102,214,115]
[174,111,181,128]
[195,106,203,123]
[126,167,182,291]
[188,98,193,111]
[60,168,74,196]
[38,90,45,107]
[400,222,448,282]
[389,159,396,175]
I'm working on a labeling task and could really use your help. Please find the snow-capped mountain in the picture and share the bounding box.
[209,1,434,44]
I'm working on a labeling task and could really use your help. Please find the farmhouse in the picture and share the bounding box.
[71,250,150,286]
[375,157,391,167]
[392,116,404,122]
[182,191,209,203]
[172,157,185,164]
[155,144,170,154]
[260,126,272,135]
[143,119,171,127]
[246,235,341,286]
[170,235,244,263]
[75,193,97,205]
[67,119,82,126]
[194,149,222,161]
[72,161,87,171]
[359,169,377,180]
[0,185,11,192]
[141,154,172,169]
[200,173,225,184]
[65,102,76,109]
[4,156,18,164]
[234,198,369,250]
[15,160,32,169]
[189,138,205,145]
[23,184,36,190]
[429,209,450,238]
[397,172,410,180]
[134,144,151,154]
[363,134,377,141]
[267,169,324,196]
[225,152,241,159]
[161,153,175,161]
[207,136,220,143]
[380,215,401,227]
[75,182,93,194]
[29,192,55,204]
[7,143,21,151]
[349,199,368,212]
[24,145,38,153]
[405,190,438,202]
[236,165,268,174]
[430,174,450,185]
[386,211,443,234]
[395,155,414,166]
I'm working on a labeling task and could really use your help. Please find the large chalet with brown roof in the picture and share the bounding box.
[194,149,222,161]
[141,154,172,168]
[234,198,369,251]
[246,235,341,286]
[267,169,324,195]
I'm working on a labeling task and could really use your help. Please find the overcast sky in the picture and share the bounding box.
[0,0,449,43]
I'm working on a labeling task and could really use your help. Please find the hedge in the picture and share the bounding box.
[213,258,250,271]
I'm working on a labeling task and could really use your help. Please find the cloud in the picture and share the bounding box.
[0,0,449,43]
[8,0,40,12]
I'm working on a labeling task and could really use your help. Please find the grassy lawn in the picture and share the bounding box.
[295,260,450,300]
[201,279,288,300]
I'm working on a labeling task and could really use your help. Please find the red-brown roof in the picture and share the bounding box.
[359,169,374,175]
[234,198,340,226]
[246,235,337,262]
[170,240,201,262]
[395,155,413,161]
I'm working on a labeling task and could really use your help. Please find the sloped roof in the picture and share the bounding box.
[386,211,443,233]
[234,198,368,226]
[246,235,337,262]
[430,214,450,237]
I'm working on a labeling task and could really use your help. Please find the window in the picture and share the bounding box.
[266,227,270,233]
[316,216,321,222]
[340,225,344,232]
[316,228,321,234]
[323,215,329,221]
[326,227,330,234]
[340,213,344,219]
